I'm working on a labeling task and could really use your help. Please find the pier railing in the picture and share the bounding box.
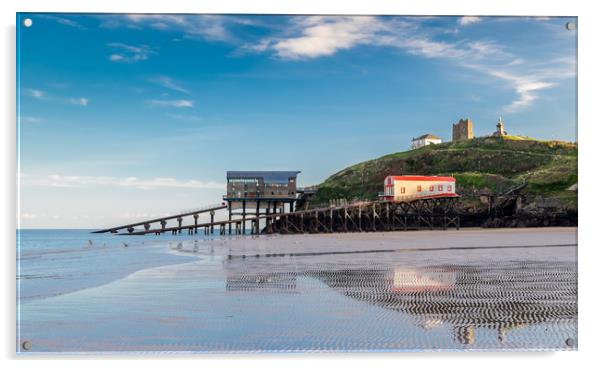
[173,203,226,216]
[92,202,228,234]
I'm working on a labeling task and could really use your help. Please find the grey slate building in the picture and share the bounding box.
[224,171,301,234]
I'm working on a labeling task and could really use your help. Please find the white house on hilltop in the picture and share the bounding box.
[411,134,442,150]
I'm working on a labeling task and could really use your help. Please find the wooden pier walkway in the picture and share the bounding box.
[104,197,460,236]
[92,203,227,234]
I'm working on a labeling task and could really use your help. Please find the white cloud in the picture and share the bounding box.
[21,116,43,123]
[123,14,233,42]
[24,89,45,99]
[21,212,39,220]
[485,70,555,112]
[458,16,482,26]
[466,41,505,57]
[104,15,572,113]
[463,53,574,111]
[21,174,223,190]
[248,16,387,60]
[39,14,87,30]
[23,88,89,107]
[146,99,194,108]
[245,16,573,112]
[67,97,89,106]
[108,42,155,63]
[149,76,189,94]
[245,16,500,61]
[509,81,555,111]
[150,22,169,30]
[396,37,469,59]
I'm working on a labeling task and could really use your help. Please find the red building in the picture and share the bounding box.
[380,175,458,202]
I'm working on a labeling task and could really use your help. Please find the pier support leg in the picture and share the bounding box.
[177,217,183,234]
[386,203,390,231]
[372,203,377,231]
[242,201,246,235]
[228,202,232,235]
[255,201,260,234]
[266,204,271,233]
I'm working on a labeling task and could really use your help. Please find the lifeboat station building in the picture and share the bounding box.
[224,171,301,233]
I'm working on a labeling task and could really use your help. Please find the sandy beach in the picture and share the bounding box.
[18,227,577,352]
[203,227,577,258]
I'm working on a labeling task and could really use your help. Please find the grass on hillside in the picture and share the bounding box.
[311,136,577,206]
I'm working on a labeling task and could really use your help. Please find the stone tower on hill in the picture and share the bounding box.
[452,118,474,142]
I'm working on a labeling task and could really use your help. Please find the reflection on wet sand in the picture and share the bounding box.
[226,272,297,292]
[310,262,577,346]
[225,258,577,348]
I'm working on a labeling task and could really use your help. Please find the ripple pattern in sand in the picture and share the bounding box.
[19,243,577,352]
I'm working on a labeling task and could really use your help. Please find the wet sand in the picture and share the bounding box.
[212,227,577,258]
[18,227,577,352]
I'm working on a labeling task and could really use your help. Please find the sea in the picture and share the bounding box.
[16,229,578,353]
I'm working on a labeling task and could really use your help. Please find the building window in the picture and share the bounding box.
[417,185,422,192]
[447,185,452,192]
[438,185,443,191]
[401,186,405,194]
[429,185,434,191]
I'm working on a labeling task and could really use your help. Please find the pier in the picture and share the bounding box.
[96,197,459,236]
[93,171,460,236]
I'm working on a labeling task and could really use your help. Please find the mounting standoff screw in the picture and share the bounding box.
[21,340,31,351]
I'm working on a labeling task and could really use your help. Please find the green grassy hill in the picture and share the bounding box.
[311,136,577,210]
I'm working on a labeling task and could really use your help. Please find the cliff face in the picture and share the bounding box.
[310,136,577,226]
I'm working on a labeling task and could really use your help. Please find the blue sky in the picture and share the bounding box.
[17,14,577,228]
